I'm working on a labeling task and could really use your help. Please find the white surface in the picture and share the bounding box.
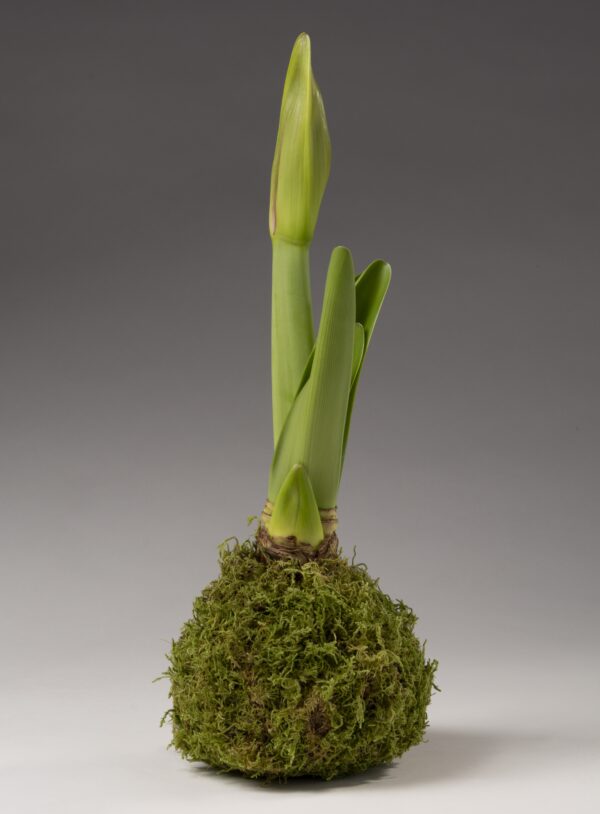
[2,648,598,814]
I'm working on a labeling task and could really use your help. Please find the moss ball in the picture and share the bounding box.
[164,540,437,780]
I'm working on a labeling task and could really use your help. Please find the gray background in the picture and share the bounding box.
[2,2,599,812]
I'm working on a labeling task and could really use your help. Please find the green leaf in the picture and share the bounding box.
[294,344,315,401]
[269,366,311,503]
[355,259,392,346]
[269,246,356,508]
[351,323,365,385]
[267,464,323,547]
[289,293,367,406]
[342,259,391,463]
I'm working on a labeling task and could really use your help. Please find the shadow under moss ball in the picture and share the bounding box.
[164,541,437,781]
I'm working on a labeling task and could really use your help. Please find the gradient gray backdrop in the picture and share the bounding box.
[2,2,599,812]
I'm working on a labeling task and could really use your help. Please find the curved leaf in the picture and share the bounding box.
[342,259,391,464]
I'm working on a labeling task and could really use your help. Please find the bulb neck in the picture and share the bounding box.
[257,500,339,563]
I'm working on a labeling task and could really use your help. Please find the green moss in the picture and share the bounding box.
[163,540,437,781]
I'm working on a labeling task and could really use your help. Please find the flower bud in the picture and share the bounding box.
[269,33,331,245]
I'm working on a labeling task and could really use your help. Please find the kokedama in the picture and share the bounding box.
[162,33,438,781]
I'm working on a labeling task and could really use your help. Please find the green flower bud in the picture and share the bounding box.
[269,33,331,245]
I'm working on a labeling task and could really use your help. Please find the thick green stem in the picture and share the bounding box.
[271,238,314,446]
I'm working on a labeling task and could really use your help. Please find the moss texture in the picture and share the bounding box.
[163,539,437,781]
